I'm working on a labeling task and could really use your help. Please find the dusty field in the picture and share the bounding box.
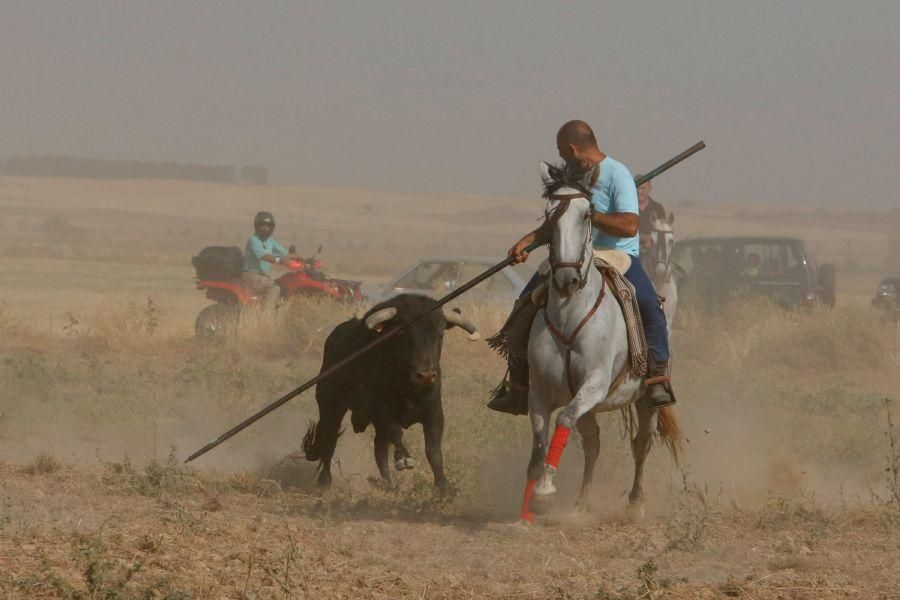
[1,176,900,598]
[2,457,899,599]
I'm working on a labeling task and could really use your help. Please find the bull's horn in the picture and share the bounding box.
[444,310,480,341]
[365,307,398,330]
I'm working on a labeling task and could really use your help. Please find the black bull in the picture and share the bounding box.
[301,294,479,489]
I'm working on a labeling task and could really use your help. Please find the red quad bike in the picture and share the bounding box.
[192,244,364,336]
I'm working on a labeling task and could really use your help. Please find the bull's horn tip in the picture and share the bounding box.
[467,332,482,342]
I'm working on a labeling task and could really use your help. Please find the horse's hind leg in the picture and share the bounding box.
[575,413,600,512]
[629,400,659,513]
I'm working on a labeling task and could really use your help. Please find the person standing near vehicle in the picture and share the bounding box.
[242,211,293,309]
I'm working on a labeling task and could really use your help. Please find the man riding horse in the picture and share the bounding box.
[489,120,675,414]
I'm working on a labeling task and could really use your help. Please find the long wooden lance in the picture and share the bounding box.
[184,140,706,463]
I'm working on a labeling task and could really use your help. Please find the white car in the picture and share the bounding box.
[366,257,536,305]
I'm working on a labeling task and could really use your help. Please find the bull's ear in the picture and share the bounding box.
[539,161,553,186]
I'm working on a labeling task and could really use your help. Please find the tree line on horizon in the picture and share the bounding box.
[1,155,269,185]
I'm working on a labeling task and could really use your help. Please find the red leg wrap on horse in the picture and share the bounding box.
[545,425,571,468]
[520,479,537,522]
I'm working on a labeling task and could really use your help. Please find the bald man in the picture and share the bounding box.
[490,120,675,414]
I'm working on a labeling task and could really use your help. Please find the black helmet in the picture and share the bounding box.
[254,211,275,226]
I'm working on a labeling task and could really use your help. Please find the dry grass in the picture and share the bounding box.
[2,176,900,597]
[1,293,898,597]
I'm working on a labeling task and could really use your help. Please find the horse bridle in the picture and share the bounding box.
[543,190,607,398]
[546,192,593,293]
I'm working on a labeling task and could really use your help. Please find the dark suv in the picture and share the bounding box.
[672,236,835,310]
[872,277,900,314]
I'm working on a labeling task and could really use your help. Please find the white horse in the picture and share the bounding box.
[643,216,678,338]
[521,162,681,522]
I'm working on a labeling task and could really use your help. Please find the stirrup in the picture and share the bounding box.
[488,379,529,415]
[645,379,676,408]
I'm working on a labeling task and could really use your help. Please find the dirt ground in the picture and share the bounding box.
[2,458,900,599]
[2,176,900,599]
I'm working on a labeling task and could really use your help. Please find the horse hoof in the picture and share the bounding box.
[395,457,415,471]
[529,492,555,515]
[512,518,532,531]
[626,501,646,523]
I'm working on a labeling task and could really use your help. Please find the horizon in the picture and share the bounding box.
[2,2,899,208]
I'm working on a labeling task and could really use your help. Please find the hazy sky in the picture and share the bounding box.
[2,1,898,207]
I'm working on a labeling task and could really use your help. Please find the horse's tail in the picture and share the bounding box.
[656,406,683,465]
[621,404,684,465]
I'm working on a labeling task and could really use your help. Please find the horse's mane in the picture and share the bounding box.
[541,163,597,199]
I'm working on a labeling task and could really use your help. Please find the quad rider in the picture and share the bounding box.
[489,120,675,414]
[241,211,297,309]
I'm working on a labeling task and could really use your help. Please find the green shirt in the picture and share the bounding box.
[243,234,288,275]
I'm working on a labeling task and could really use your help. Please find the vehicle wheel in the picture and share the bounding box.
[818,263,836,307]
[195,303,237,337]
[333,284,360,303]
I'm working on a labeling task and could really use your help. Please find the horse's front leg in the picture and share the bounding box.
[533,374,610,512]
[519,388,551,523]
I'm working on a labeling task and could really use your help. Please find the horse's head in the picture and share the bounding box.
[539,161,596,297]
[646,214,675,283]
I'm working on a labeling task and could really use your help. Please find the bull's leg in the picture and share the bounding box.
[575,413,600,512]
[521,389,551,522]
[422,405,448,490]
[389,425,414,472]
[629,399,658,515]
[313,402,348,488]
[372,422,394,485]
[368,400,412,486]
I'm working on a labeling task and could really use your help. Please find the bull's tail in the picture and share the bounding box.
[301,419,343,464]
[301,419,324,462]
[656,406,683,466]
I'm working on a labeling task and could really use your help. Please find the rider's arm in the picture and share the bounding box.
[591,212,639,238]
[508,225,550,263]
[270,239,288,257]
[591,162,639,238]
[248,236,282,264]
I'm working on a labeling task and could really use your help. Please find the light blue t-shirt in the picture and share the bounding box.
[590,156,640,257]
[243,234,288,275]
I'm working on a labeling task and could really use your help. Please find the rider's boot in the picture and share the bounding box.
[645,359,676,408]
[487,294,540,416]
